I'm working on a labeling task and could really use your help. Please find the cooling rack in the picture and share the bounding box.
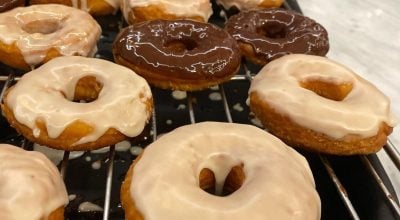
[0,1,399,219]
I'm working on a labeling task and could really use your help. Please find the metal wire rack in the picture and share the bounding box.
[0,1,399,220]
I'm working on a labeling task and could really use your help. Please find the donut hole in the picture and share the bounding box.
[257,22,288,39]
[300,80,353,101]
[72,76,103,103]
[164,39,198,53]
[22,19,61,35]
[199,164,245,197]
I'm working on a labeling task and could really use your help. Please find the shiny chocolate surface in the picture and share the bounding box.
[113,19,241,80]
[226,8,329,63]
[0,0,24,12]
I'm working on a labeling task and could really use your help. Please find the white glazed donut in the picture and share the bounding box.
[2,56,153,151]
[120,0,213,24]
[0,144,68,220]
[0,4,101,70]
[121,122,320,220]
[249,54,397,155]
[30,0,121,16]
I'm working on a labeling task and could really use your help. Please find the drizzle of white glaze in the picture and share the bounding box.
[91,160,102,170]
[78,202,104,212]
[0,4,101,67]
[130,146,143,156]
[233,103,244,112]
[209,92,222,101]
[249,54,398,139]
[171,90,187,100]
[0,144,68,220]
[121,0,213,23]
[5,56,152,145]
[130,122,320,220]
[116,140,132,152]
[34,143,84,165]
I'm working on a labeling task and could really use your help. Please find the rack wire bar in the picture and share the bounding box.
[60,151,70,180]
[384,139,400,170]
[320,156,361,219]
[0,73,14,100]
[103,145,116,220]
[361,156,400,215]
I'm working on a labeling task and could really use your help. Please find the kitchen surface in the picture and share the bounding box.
[298,0,400,196]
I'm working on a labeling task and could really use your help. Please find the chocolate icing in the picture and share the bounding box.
[225,9,329,63]
[0,0,24,12]
[113,20,241,80]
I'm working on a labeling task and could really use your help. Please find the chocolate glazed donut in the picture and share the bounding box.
[225,8,329,65]
[113,20,241,91]
[0,0,24,12]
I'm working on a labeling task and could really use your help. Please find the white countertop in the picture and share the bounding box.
[298,0,400,197]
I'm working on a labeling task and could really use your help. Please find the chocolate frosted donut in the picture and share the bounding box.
[226,9,329,65]
[113,20,241,91]
[0,0,24,12]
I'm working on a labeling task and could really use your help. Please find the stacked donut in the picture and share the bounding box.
[0,1,397,220]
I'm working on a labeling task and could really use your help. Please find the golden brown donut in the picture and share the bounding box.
[2,57,153,151]
[0,4,100,70]
[113,20,241,91]
[120,0,212,24]
[30,0,119,16]
[249,54,397,155]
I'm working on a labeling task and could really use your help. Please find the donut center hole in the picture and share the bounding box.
[72,76,103,103]
[164,39,198,53]
[300,80,353,101]
[199,164,245,197]
[257,22,288,39]
[22,19,61,34]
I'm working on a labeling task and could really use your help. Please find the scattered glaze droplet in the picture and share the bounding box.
[166,119,173,125]
[68,194,76,201]
[85,156,91,162]
[33,144,84,165]
[91,160,101,170]
[250,117,263,127]
[210,85,219,91]
[233,103,244,112]
[172,90,187,100]
[115,141,131,152]
[177,104,186,110]
[209,92,222,101]
[91,147,110,154]
[78,202,104,212]
[130,146,143,156]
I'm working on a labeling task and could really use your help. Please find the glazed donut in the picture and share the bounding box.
[0,4,101,70]
[113,19,241,91]
[121,122,320,220]
[0,0,24,12]
[225,8,329,65]
[249,54,397,155]
[0,144,68,220]
[30,0,120,16]
[216,0,283,11]
[120,0,212,24]
[2,56,153,151]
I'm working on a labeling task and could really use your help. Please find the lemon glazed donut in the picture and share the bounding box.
[0,4,101,70]
[0,144,68,220]
[121,122,321,220]
[120,0,213,24]
[2,56,153,151]
[113,19,241,91]
[249,54,398,155]
[30,0,120,16]
[217,0,283,11]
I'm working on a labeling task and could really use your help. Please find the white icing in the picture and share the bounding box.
[249,54,398,139]
[5,56,152,145]
[171,90,187,100]
[91,160,102,170]
[71,0,120,11]
[0,4,101,67]
[78,202,104,212]
[0,144,68,220]
[130,146,143,156]
[115,140,131,152]
[69,194,77,201]
[217,0,279,10]
[233,103,244,112]
[121,0,213,23]
[130,122,320,220]
[209,92,222,101]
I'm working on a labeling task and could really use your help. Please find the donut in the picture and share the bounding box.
[113,19,241,91]
[120,0,212,24]
[121,122,320,220]
[225,8,329,65]
[249,54,397,155]
[216,0,283,11]
[2,56,153,151]
[0,144,68,220]
[0,0,24,12]
[30,0,120,16]
[0,4,101,70]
